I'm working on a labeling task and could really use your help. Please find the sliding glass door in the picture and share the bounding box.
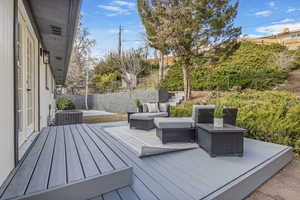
[16,10,36,147]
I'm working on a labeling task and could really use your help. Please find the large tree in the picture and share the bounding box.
[66,16,96,94]
[66,16,96,109]
[112,49,145,91]
[138,0,169,83]
[138,0,241,100]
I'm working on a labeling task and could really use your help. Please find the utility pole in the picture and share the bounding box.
[118,25,123,56]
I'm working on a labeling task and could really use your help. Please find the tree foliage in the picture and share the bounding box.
[138,0,241,100]
[93,49,146,92]
[161,42,298,91]
[138,0,170,82]
[94,72,118,93]
[66,16,96,94]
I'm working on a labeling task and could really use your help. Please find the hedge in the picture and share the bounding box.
[56,97,76,110]
[161,42,298,91]
[170,91,300,153]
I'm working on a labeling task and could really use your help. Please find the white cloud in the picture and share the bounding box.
[98,5,130,16]
[112,1,135,8]
[98,1,136,16]
[272,18,295,24]
[256,23,300,35]
[287,8,300,13]
[269,1,275,8]
[98,5,123,12]
[255,10,272,17]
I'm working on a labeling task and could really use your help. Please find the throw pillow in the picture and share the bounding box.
[142,103,148,112]
[147,103,159,113]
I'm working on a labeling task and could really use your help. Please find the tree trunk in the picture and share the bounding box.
[159,52,165,83]
[182,65,191,101]
[85,71,89,110]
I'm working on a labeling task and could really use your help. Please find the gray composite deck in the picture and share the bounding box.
[91,122,292,200]
[0,125,132,200]
[0,122,293,200]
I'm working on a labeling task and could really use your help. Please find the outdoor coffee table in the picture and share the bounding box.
[196,123,246,157]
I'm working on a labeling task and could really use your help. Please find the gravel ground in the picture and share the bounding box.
[247,156,300,200]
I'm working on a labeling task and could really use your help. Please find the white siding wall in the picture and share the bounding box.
[39,59,56,129]
[0,0,15,184]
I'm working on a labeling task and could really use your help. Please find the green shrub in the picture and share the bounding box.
[56,97,76,110]
[161,42,295,91]
[171,91,300,154]
[214,103,224,118]
[94,72,118,92]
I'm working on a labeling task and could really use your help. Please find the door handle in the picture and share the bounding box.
[27,88,31,92]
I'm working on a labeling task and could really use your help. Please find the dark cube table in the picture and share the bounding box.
[196,123,246,157]
[55,110,83,126]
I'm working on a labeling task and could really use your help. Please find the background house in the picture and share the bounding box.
[244,28,300,50]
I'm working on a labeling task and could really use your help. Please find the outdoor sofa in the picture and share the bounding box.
[129,103,170,130]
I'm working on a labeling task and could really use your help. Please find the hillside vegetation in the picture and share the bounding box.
[171,90,300,153]
[161,42,300,91]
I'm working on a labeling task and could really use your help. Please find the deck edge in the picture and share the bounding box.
[13,166,133,200]
[202,146,293,200]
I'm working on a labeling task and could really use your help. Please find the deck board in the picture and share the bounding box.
[103,191,122,200]
[118,186,140,200]
[81,124,127,169]
[89,125,191,200]
[64,125,85,183]
[0,122,292,200]
[93,122,292,200]
[0,124,133,200]
[48,126,67,188]
[77,125,114,173]
[70,125,99,178]
[26,127,56,194]
[0,128,50,200]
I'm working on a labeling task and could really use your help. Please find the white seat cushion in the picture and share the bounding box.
[130,112,169,120]
[154,117,195,129]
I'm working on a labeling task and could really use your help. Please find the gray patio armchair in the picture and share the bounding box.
[192,105,238,125]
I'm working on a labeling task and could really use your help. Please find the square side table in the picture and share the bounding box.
[196,123,246,157]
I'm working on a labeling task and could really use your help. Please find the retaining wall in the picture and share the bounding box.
[60,90,169,113]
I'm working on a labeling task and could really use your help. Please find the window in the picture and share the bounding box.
[50,74,53,93]
[291,33,300,38]
[52,77,55,94]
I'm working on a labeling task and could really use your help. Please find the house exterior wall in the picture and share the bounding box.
[0,0,57,185]
[0,0,15,185]
[39,60,56,128]
[17,0,40,145]
[245,30,300,50]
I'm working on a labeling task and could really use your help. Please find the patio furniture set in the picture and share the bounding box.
[129,103,246,157]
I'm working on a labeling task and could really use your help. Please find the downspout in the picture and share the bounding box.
[13,0,19,166]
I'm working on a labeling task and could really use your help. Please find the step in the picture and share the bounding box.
[0,125,133,200]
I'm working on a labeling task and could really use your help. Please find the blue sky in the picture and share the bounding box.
[81,0,300,57]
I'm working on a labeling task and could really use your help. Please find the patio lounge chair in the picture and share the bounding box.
[192,105,238,125]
